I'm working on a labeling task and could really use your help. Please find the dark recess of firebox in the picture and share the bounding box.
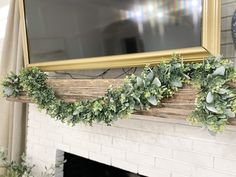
[64,152,147,177]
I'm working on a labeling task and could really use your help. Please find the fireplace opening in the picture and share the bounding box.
[63,152,146,177]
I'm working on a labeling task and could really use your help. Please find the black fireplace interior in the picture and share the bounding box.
[64,152,146,177]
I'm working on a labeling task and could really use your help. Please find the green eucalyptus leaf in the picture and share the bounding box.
[152,77,161,87]
[212,66,225,76]
[146,72,154,81]
[136,77,143,86]
[147,96,158,106]
[206,92,214,103]
[3,87,13,96]
[225,109,235,118]
[73,110,79,116]
[206,105,218,113]
[183,74,190,80]
[219,89,227,94]
[174,63,181,68]
[171,80,183,88]
[208,129,217,136]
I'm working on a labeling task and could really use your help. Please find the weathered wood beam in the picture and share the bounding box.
[6,79,236,125]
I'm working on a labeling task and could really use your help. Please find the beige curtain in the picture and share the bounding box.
[0,0,26,171]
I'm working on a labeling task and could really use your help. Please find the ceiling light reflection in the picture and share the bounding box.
[157,11,164,19]
[122,0,201,26]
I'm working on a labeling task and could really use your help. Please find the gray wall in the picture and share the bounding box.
[221,0,236,61]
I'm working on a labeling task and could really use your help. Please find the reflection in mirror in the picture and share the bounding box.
[24,0,202,64]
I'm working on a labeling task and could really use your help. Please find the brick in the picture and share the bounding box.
[216,131,236,145]
[69,147,89,159]
[55,143,70,152]
[126,129,157,144]
[224,44,235,58]
[27,119,41,129]
[31,159,50,174]
[38,151,56,163]
[55,150,64,162]
[156,135,192,150]
[33,129,49,138]
[89,152,111,166]
[171,172,190,177]
[112,138,139,152]
[62,130,90,141]
[27,134,40,144]
[193,141,236,160]
[222,2,236,17]
[75,123,103,134]
[27,127,35,136]
[221,46,236,60]
[69,140,101,153]
[155,158,194,176]
[29,144,47,157]
[89,133,113,146]
[214,158,236,175]
[55,172,63,177]
[192,168,236,177]
[139,143,172,158]
[101,145,126,160]
[174,125,216,141]
[101,126,127,138]
[126,152,155,166]
[138,165,171,177]
[39,138,54,148]
[114,118,145,130]
[62,134,87,145]
[46,131,63,143]
[173,150,213,168]
[135,118,175,134]
[222,0,236,5]
[221,17,231,31]
[115,116,175,135]
[111,158,138,174]
[221,31,233,44]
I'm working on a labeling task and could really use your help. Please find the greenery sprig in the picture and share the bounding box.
[187,57,236,132]
[0,149,64,177]
[2,56,236,133]
[0,150,34,177]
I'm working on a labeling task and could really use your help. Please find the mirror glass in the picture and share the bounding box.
[24,0,203,64]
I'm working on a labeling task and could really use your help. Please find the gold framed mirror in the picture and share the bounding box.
[19,0,221,71]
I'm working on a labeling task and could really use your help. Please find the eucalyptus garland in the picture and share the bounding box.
[2,56,236,133]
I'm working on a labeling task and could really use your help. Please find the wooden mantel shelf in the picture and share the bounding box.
[6,79,236,125]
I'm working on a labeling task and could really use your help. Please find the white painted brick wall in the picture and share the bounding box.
[27,104,236,177]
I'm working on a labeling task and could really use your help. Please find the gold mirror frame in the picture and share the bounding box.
[19,0,221,71]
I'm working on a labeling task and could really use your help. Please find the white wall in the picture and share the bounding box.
[0,0,9,59]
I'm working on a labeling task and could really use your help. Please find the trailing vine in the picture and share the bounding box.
[2,56,236,133]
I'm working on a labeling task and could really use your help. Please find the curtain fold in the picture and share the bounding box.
[0,0,26,172]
